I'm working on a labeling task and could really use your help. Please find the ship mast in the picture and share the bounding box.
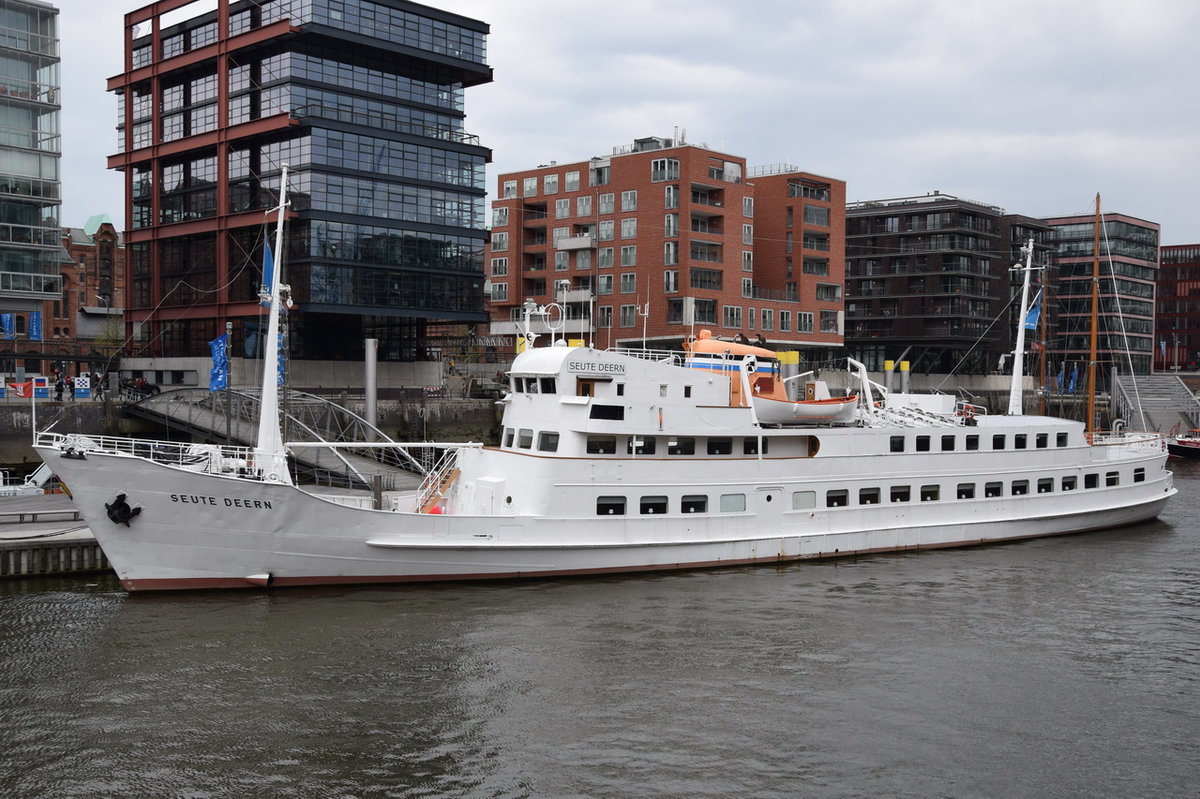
[254,164,292,484]
[1085,193,1101,435]
[1006,238,1036,415]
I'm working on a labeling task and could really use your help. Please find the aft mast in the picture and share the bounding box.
[254,164,292,484]
[1006,238,1036,415]
[1086,194,1101,436]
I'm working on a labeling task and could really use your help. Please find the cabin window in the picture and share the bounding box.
[540,378,557,393]
[668,437,695,455]
[537,432,559,452]
[1036,433,1049,448]
[517,429,533,449]
[743,438,768,455]
[1037,478,1054,493]
[1134,467,1145,483]
[682,495,708,513]
[660,385,668,397]
[941,435,955,452]
[720,494,746,512]
[965,435,979,451]
[684,385,692,398]
[890,436,905,453]
[826,489,849,508]
[915,436,931,452]
[859,487,881,505]
[616,384,625,396]
[1057,432,1068,447]
[597,496,626,515]
[1014,434,1028,450]
[792,491,816,509]
[1012,480,1029,496]
[920,485,939,501]
[1085,473,1099,489]
[992,435,1006,450]
[890,485,911,503]
[627,437,656,455]
[640,495,668,514]
[1062,475,1078,491]
[590,404,625,420]
[957,483,975,499]
[985,481,1003,498]
[526,379,539,394]
[1106,471,1119,487]
[513,377,525,392]
[708,438,733,455]
[503,428,515,447]
[586,436,616,454]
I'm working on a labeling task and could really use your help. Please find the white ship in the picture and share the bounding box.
[33,182,1175,591]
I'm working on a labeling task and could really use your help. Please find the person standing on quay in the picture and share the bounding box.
[55,378,63,402]
[68,378,75,401]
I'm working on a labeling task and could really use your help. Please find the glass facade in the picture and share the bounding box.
[0,0,62,298]
[114,0,491,359]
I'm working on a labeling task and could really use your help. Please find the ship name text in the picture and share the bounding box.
[169,494,273,510]
[567,361,626,375]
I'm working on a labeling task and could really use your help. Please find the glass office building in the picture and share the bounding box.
[111,0,492,363]
[0,0,62,303]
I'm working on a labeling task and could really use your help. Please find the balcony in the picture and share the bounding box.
[558,234,594,250]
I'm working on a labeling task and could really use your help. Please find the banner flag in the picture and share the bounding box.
[261,241,274,307]
[29,311,41,341]
[209,334,229,391]
[7,381,31,398]
[1023,289,1042,330]
[0,313,13,340]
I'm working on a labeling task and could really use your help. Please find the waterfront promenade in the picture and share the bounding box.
[0,493,107,578]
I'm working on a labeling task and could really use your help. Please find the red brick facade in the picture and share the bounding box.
[486,137,844,356]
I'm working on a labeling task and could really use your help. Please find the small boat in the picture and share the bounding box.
[683,330,858,425]
[1167,430,1200,458]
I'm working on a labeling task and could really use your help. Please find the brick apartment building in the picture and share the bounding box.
[487,135,845,361]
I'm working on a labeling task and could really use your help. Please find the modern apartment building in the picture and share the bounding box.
[0,0,64,374]
[1156,244,1200,372]
[487,136,845,360]
[109,0,492,384]
[1042,211,1159,377]
[844,193,1052,374]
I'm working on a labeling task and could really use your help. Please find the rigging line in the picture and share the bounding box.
[932,291,1020,392]
[1099,218,1147,429]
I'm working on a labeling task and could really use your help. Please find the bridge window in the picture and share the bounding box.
[965,435,979,451]
[1036,433,1049,448]
[586,436,616,454]
[1057,432,1068,447]
[627,437,656,455]
[668,437,695,455]
[537,432,559,452]
[517,429,533,449]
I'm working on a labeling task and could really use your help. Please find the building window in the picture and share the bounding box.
[598,247,614,268]
[597,305,613,328]
[523,177,538,197]
[554,252,569,271]
[804,205,830,226]
[742,277,753,298]
[620,304,637,327]
[620,246,637,267]
[577,196,592,216]
[779,310,792,332]
[490,257,508,276]
[598,220,614,241]
[743,196,754,217]
[665,184,679,209]
[491,231,508,251]
[797,312,814,333]
[819,311,839,333]
[552,226,570,244]
[597,274,614,294]
[620,218,637,238]
[620,273,637,293]
[747,308,756,330]
[565,170,580,191]
[803,258,829,276]
[664,270,678,293]
[555,199,570,219]
[576,250,591,271]
[502,180,517,198]
[544,174,558,194]
[491,282,508,301]
[664,241,678,266]
[742,251,753,272]
[651,158,679,181]
[599,193,615,214]
[621,190,637,211]
[761,309,773,331]
[816,284,842,302]
[664,213,679,237]
[591,164,610,186]
[493,207,509,226]
[722,305,743,329]
[742,224,753,245]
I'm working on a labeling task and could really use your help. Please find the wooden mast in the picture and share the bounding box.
[1038,250,1048,416]
[1085,193,1101,435]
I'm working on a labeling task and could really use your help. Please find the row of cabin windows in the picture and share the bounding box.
[822,468,1143,508]
[889,431,1069,453]
[597,493,747,515]
[503,428,560,452]
[512,377,557,394]
[587,436,767,456]
[591,466,1148,516]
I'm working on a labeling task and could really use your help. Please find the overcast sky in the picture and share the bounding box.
[58,0,1200,244]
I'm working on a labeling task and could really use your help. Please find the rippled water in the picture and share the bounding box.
[2,464,1198,798]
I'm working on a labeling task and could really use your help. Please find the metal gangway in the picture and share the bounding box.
[122,387,426,491]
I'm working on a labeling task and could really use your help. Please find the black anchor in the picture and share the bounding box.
[105,494,142,527]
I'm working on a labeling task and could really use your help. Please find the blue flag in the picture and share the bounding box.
[209,334,229,391]
[0,313,13,340]
[1023,289,1042,330]
[1067,364,1079,394]
[29,311,41,341]
[276,332,285,387]
[261,240,274,307]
